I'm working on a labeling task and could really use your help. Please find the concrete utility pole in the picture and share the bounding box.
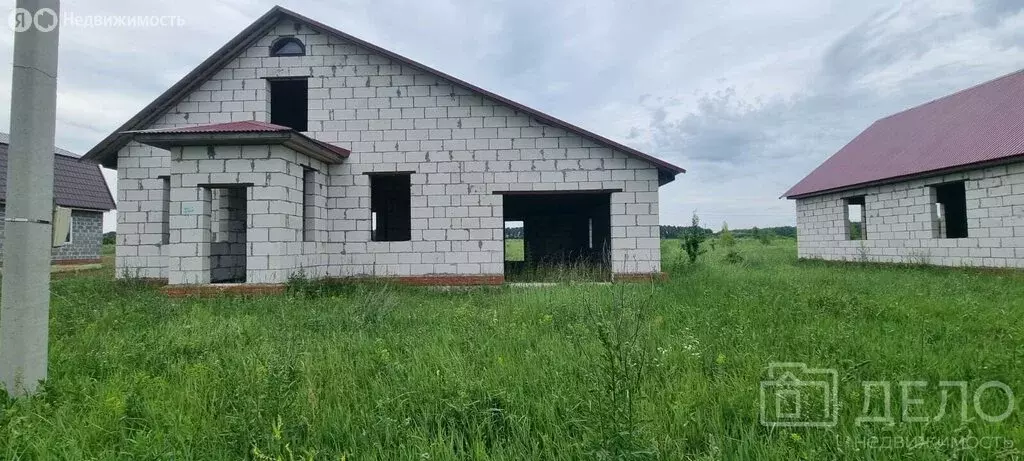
[1,0,60,396]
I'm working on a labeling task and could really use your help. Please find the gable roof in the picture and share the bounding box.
[785,69,1024,199]
[0,134,116,211]
[83,6,685,183]
[129,120,351,164]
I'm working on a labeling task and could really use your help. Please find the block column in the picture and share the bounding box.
[168,184,212,285]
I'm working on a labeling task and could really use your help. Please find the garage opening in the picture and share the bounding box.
[209,186,247,283]
[501,191,612,281]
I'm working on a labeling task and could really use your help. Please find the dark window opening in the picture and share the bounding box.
[303,168,316,242]
[269,79,308,132]
[160,176,171,244]
[933,181,968,239]
[844,196,866,240]
[270,37,306,57]
[370,174,411,242]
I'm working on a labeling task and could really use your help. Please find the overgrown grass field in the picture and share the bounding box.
[2,239,1023,459]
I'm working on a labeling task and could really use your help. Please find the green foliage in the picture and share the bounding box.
[719,222,742,263]
[102,232,117,245]
[752,227,774,246]
[849,221,863,240]
[680,212,708,264]
[719,222,735,248]
[3,240,1024,459]
[580,288,655,458]
[661,223,713,240]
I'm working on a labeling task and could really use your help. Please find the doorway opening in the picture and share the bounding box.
[209,186,248,283]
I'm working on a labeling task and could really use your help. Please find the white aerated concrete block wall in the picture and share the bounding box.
[795,162,1024,268]
[165,144,328,284]
[115,18,664,282]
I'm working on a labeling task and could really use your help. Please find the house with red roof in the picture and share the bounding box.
[785,70,1024,268]
[83,6,685,288]
[0,134,115,265]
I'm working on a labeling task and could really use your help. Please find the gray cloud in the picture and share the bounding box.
[2,0,1022,231]
[639,0,1024,228]
[974,0,1024,25]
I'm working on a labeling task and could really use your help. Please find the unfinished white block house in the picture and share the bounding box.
[785,70,1024,268]
[83,6,685,286]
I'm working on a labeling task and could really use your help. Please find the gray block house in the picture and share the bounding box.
[0,134,115,264]
[785,70,1024,268]
[82,6,686,286]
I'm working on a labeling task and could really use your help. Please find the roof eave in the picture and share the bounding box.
[130,131,349,165]
[784,154,1024,200]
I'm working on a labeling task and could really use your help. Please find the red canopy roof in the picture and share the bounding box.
[785,69,1024,199]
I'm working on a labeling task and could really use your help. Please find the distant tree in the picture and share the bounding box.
[681,212,708,263]
[103,231,116,245]
[504,226,524,239]
[848,222,862,240]
[661,224,712,240]
[719,222,736,249]
[753,226,773,245]
[720,222,742,263]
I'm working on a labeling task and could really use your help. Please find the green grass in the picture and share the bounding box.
[2,239,1023,459]
[504,239,524,262]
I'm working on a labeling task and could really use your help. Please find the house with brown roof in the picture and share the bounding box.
[0,134,116,264]
[83,6,685,287]
[785,70,1024,268]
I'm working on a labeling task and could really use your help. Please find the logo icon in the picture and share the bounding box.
[7,7,57,32]
[760,362,839,427]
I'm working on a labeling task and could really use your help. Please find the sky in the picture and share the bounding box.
[1,0,1023,232]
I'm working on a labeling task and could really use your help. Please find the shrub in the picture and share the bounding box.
[720,222,742,264]
[753,226,773,246]
[680,212,708,264]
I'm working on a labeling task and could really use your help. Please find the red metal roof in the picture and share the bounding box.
[147,120,292,133]
[785,69,1024,199]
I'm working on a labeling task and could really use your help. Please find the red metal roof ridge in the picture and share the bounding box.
[784,67,1024,199]
[876,68,1024,124]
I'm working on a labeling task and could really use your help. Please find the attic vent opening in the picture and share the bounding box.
[270,37,305,57]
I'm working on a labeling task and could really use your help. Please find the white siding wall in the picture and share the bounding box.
[115,18,664,281]
[795,162,1024,268]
